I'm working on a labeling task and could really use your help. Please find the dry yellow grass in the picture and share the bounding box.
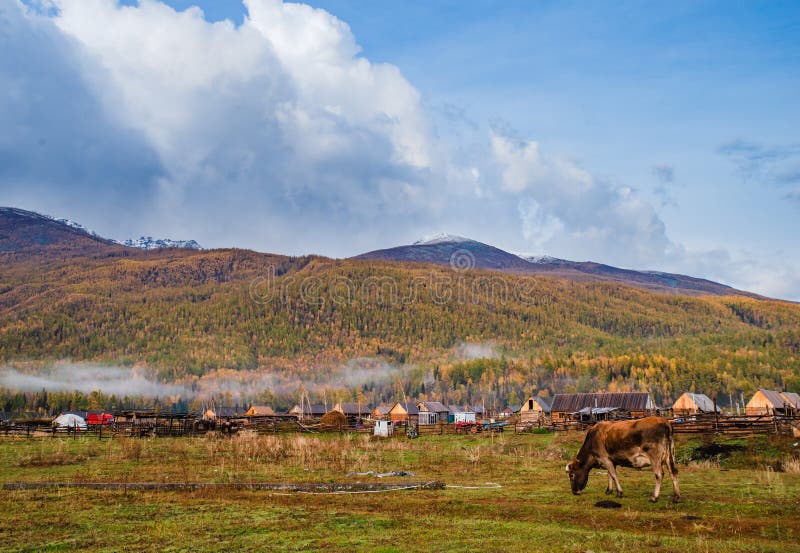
[1,432,799,552]
[781,456,800,474]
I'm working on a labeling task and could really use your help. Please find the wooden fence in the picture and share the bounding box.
[513,413,800,437]
[669,413,800,437]
[3,413,799,440]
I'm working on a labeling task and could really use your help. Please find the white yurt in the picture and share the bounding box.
[53,413,87,430]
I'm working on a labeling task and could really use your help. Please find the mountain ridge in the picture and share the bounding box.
[0,207,202,254]
[355,235,761,299]
[0,207,765,299]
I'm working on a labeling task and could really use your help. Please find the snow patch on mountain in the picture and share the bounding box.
[40,210,202,250]
[413,233,474,245]
[123,237,202,250]
[56,218,96,236]
[520,254,564,264]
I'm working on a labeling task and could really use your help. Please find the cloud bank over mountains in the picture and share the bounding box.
[1,0,797,299]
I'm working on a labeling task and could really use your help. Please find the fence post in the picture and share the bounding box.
[713,399,718,432]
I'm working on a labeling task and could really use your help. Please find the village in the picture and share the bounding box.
[3,388,799,440]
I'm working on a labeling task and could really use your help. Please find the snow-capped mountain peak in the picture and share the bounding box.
[520,254,563,264]
[54,217,105,239]
[50,214,201,250]
[123,237,202,250]
[413,232,473,245]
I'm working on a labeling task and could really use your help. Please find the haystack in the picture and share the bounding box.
[320,409,347,429]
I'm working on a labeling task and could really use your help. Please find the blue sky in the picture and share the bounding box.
[3,0,800,298]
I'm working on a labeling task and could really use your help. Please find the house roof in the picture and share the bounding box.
[765,389,787,406]
[448,405,474,414]
[574,406,619,415]
[336,402,373,415]
[247,405,276,416]
[290,404,327,415]
[471,405,486,414]
[550,392,655,412]
[206,406,243,418]
[418,401,448,413]
[751,390,800,410]
[373,404,393,415]
[674,393,719,413]
[505,405,521,413]
[391,401,419,415]
[780,392,800,409]
[531,397,551,413]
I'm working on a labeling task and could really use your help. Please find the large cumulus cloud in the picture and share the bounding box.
[489,132,676,267]
[41,0,441,253]
[0,0,165,233]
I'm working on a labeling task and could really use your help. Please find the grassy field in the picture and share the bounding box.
[1,431,799,552]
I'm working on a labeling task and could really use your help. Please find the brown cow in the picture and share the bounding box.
[566,416,680,502]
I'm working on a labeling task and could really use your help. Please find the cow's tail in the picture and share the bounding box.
[666,422,678,476]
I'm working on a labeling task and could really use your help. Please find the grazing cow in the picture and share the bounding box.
[566,416,680,502]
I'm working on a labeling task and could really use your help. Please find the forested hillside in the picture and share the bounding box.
[1,242,799,409]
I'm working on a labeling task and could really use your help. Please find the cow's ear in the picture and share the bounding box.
[565,463,570,472]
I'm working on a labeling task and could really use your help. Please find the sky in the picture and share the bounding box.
[2,0,799,299]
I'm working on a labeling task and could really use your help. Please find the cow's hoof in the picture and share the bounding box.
[649,496,658,503]
[605,488,613,495]
[671,496,681,504]
[616,491,623,498]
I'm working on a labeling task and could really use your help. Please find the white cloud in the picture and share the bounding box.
[0,0,796,300]
[0,359,409,400]
[32,0,438,252]
[490,131,674,267]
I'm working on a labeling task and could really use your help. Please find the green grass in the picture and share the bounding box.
[1,432,799,552]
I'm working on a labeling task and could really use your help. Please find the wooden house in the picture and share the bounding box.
[246,405,277,417]
[499,405,520,418]
[202,406,242,421]
[333,402,373,422]
[417,401,449,425]
[550,392,656,423]
[470,405,495,420]
[746,390,800,416]
[388,401,419,425]
[448,405,476,423]
[671,393,720,416]
[784,392,800,411]
[518,397,551,422]
[288,404,327,419]
[371,404,392,420]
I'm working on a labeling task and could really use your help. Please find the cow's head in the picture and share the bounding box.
[566,460,589,494]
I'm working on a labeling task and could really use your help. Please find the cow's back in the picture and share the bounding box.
[594,417,671,456]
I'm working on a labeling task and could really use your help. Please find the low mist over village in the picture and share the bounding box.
[1,1,798,552]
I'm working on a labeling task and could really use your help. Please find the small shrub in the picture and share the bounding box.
[781,457,800,474]
[685,458,720,471]
[119,438,143,461]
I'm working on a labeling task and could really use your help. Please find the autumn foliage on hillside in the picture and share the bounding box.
[1,247,799,408]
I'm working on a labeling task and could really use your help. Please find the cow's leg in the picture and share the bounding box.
[665,442,681,503]
[605,471,615,495]
[650,462,663,502]
[601,461,623,497]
